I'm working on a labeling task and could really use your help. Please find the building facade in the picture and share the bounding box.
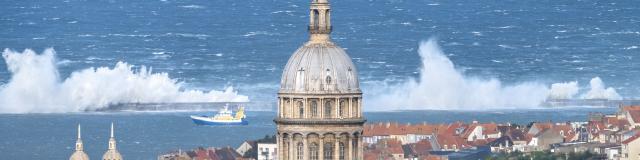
[274,0,365,160]
[258,142,278,160]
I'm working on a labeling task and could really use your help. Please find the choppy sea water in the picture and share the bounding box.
[0,0,639,112]
[0,108,617,159]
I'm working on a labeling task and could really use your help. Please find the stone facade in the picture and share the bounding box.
[275,0,364,160]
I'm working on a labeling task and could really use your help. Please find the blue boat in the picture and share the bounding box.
[190,104,248,125]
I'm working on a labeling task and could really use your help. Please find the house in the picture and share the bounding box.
[620,133,640,160]
[403,139,434,159]
[257,142,277,160]
[363,122,391,144]
[236,141,256,158]
[486,136,513,153]
[364,139,404,160]
[436,134,468,151]
[215,147,242,160]
[528,128,563,151]
[236,135,276,159]
[157,149,192,160]
[626,110,640,128]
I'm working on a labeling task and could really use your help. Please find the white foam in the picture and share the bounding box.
[548,81,579,99]
[365,39,625,110]
[179,5,205,9]
[581,77,621,100]
[367,38,549,110]
[0,48,248,113]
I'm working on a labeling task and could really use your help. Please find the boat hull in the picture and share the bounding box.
[190,115,248,125]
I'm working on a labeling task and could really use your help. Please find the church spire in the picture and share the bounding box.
[108,122,116,150]
[75,124,83,151]
[102,122,123,160]
[308,0,332,43]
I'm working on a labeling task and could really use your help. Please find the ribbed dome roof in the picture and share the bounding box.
[102,150,122,160]
[280,42,360,94]
[69,151,90,160]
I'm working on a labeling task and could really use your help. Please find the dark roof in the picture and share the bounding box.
[486,136,513,147]
[216,147,241,160]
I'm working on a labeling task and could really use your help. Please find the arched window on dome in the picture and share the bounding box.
[313,10,320,29]
[298,101,304,118]
[311,100,318,118]
[324,101,332,118]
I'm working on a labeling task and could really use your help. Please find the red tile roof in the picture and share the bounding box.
[408,140,433,156]
[622,133,640,144]
[622,105,640,112]
[628,110,640,124]
[436,134,468,149]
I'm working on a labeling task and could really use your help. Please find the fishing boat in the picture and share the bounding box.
[190,104,247,125]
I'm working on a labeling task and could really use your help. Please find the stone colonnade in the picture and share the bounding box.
[277,96,361,119]
[277,132,363,160]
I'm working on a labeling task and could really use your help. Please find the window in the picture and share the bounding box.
[297,142,304,160]
[339,142,345,160]
[326,76,332,84]
[324,101,332,118]
[298,101,304,118]
[324,142,333,160]
[339,100,345,118]
[311,101,318,118]
[310,143,319,160]
[313,10,319,27]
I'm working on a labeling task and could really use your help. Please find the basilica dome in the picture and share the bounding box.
[279,41,360,94]
[69,151,90,160]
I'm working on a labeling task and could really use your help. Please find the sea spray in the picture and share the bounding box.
[548,81,579,99]
[582,77,621,100]
[365,38,623,110]
[0,48,249,113]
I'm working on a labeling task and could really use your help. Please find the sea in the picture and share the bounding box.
[0,0,638,159]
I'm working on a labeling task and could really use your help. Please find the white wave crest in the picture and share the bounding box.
[368,38,549,110]
[0,48,248,113]
[548,81,579,99]
[366,38,625,110]
[581,77,621,100]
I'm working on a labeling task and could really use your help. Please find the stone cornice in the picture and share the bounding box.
[274,118,366,125]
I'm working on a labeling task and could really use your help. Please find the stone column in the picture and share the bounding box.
[335,98,339,119]
[319,10,326,28]
[357,135,363,160]
[348,98,352,118]
[289,98,293,118]
[326,10,331,29]
[320,98,324,118]
[303,136,309,160]
[277,134,282,160]
[319,136,324,160]
[347,136,353,160]
[356,98,362,118]
[304,98,308,119]
[290,137,294,160]
[309,10,315,27]
[279,98,283,118]
[333,138,339,160]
